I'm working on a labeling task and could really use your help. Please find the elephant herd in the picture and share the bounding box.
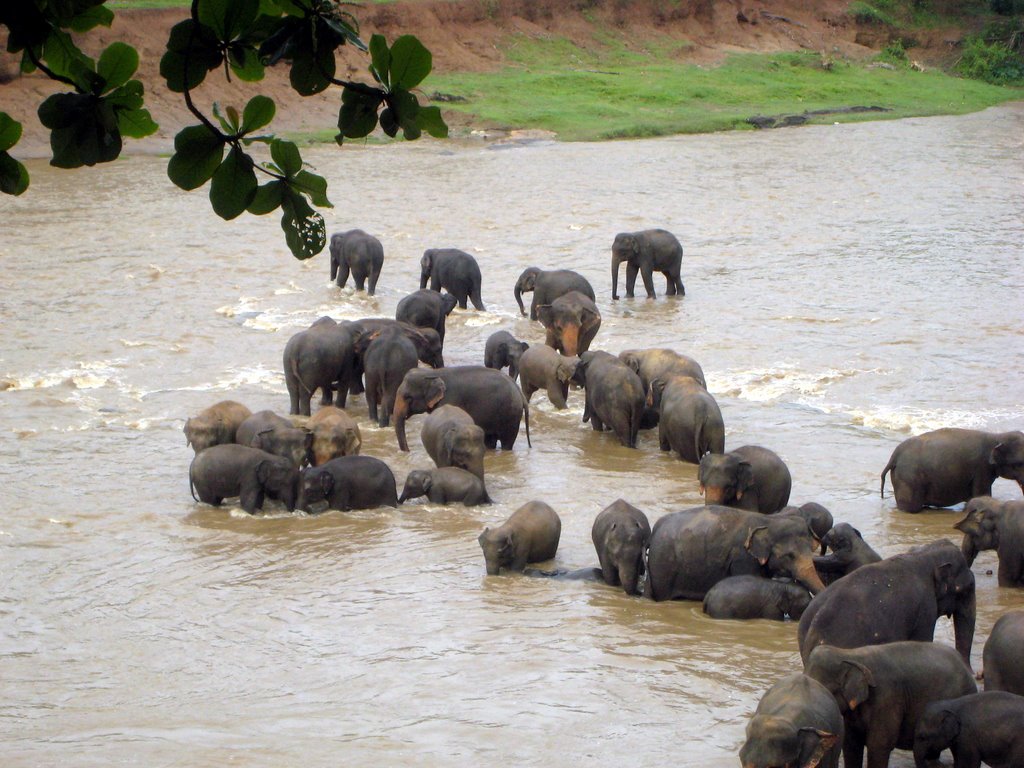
[183,226,1024,768]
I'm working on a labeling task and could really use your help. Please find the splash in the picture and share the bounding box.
[0,360,127,392]
[846,406,1024,435]
[710,364,876,402]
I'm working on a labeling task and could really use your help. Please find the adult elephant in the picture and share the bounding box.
[393,366,530,452]
[797,539,976,670]
[645,505,826,601]
[610,228,685,300]
[355,318,444,369]
[880,427,1024,512]
[648,374,724,463]
[698,445,793,514]
[513,267,595,320]
[420,248,485,310]
[620,347,707,429]
[395,289,458,346]
[570,350,644,449]
[536,290,601,357]
[983,610,1024,695]
[419,405,486,480]
[355,327,419,428]
[330,229,384,295]
[283,317,363,416]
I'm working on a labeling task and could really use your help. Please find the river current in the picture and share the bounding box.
[2,104,1023,766]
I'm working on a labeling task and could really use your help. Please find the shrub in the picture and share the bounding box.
[957,36,1024,84]
[879,39,909,63]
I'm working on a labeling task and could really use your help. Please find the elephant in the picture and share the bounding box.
[235,410,310,468]
[420,248,484,310]
[698,445,793,514]
[483,330,529,381]
[610,228,685,300]
[739,673,843,768]
[354,318,445,369]
[513,267,595,320]
[299,455,398,512]
[954,496,1024,586]
[184,400,252,454]
[813,523,882,585]
[591,499,651,596]
[620,347,707,429]
[517,345,578,410]
[702,575,811,621]
[398,467,491,506]
[648,374,724,463]
[781,503,836,553]
[797,540,977,669]
[329,229,384,295]
[189,444,299,514]
[880,428,1024,513]
[570,350,645,449]
[914,691,1024,768]
[393,366,530,452]
[354,326,419,428]
[306,406,361,465]
[644,505,826,601]
[284,317,363,415]
[395,289,458,346]
[803,642,977,768]
[419,405,486,481]
[478,501,561,575]
[536,290,601,357]
[982,611,1024,695]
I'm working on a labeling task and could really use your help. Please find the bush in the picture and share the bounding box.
[957,36,1024,84]
[879,39,909,63]
[849,1,895,25]
[990,0,1023,15]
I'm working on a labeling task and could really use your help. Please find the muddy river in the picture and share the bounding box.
[2,104,1023,766]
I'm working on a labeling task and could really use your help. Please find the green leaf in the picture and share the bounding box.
[105,80,145,111]
[388,35,432,91]
[369,34,390,86]
[69,4,114,33]
[321,14,364,50]
[337,86,383,140]
[270,138,301,176]
[199,0,259,41]
[47,98,121,168]
[416,105,448,139]
[97,42,138,93]
[167,125,225,190]
[288,41,333,96]
[281,191,325,260]
[210,146,257,220]
[269,0,310,17]
[0,113,23,153]
[0,152,29,196]
[38,92,90,130]
[387,88,420,139]
[161,20,223,93]
[247,180,284,214]
[241,95,275,133]
[227,44,265,81]
[379,107,399,138]
[212,102,236,134]
[292,170,331,207]
[117,107,158,139]
[43,28,99,92]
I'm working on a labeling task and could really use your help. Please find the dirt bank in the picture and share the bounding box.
[1,0,968,156]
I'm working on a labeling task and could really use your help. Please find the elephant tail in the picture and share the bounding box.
[290,357,315,397]
[880,455,897,498]
[522,391,532,448]
[189,458,199,503]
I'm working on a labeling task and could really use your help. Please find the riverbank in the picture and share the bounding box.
[2,0,1022,154]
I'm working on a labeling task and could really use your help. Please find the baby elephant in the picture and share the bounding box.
[184,400,252,454]
[306,406,361,465]
[591,499,651,595]
[518,344,578,410]
[189,443,299,514]
[955,496,1024,587]
[983,610,1024,695]
[698,445,792,514]
[236,409,311,468]
[299,455,398,512]
[914,691,1024,768]
[814,522,882,585]
[478,501,561,575]
[702,575,811,621]
[484,330,529,381]
[399,467,491,506]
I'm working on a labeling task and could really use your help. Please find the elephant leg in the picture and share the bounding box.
[842,731,866,768]
[430,274,441,291]
[674,271,685,296]
[353,269,367,291]
[498,427,518,450]
[287,373,300,416]
[893,481,924,513]
[455,290,469,310]
[470,285,485,311]
[625,262,639,298]
[658,422,670,452]
[367,269,380,296]
[640,261,656,298]
[546,382,567,409]
[590,411,605,432]
[365,377,380,423]
[521,381,537,402]
[484,434,499,450]
[663,271,677,295]
[335,262,350,288]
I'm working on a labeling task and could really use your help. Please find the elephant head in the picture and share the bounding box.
[329,233,344,281]
[954,496,1002,565]
[606,521,648,596]
[780,503,834,555]
[513,267,541,316]
[250,425,313,469]
[258,457,299,511]
[393,370,447,452]
[399,470,433,503]
[699,452,754,507]
[536,291,601,357]
[992,431,1024,491]
[406,326,444,368]
[442,423,486,480]
[419,250,435,288]
[478,527,513,576]
[804,646,875,714]
[776,581,813,620]
[610,232,640,300]
[921,540,977,665]
[913,703,962,768]
[745,517,827,594]
[299,466,333,512]
[440,292,459,317]
[739,718,839,768]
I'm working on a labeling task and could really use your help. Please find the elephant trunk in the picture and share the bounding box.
[330,253,338,282]
[618,561,641,596]
[514,284,526,316]
[954,588,977,671]
[794,559,827,595]
[611,254,622,300]
[702,484,727,505]
[960,534,979,567]
[561,325,580,357]
[394,399,411,452]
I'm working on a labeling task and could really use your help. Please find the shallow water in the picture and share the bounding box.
[2,104,1023,767]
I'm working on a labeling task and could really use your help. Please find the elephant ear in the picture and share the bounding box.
[536,304,553,327]
[938,709,961,742]
[621,353,641,375]
[420,473,433,492]
[989,442,1007,465]
[933,561,958,601]
[797,728,838,768]
[442,428,457,463]
[255,459,270,484]
[735,461,755,499]
[744,526,772,565]
[354,330,380,355]
[425,377,447,410]
[556,360,578,384]
[839,660,874,710]
[580,304,601,327]
[954,508,983,535]
[251,427,274,450]
[319,471,334,498]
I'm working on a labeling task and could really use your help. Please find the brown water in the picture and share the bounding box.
[3,105,1024,767]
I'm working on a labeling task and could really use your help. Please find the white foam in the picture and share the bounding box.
[0,360,126,392]
[845,406,1024,435]
[709,364,880,402]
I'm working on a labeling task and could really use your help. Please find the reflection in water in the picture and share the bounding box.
[2,105,1024,766]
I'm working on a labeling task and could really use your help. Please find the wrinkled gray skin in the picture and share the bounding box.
[355,327,418,428]
[483,330,529,381]
[518,345,578,410]
[954,496,1024,587]
[648,374,724,463]
[184,400,252,454]
[393,366,530,452]
[330,229,384,295]
[798,540,977,670]
[914,691,1024,768]
[513,267,595,320]
[299,456,398,512]
[804,642,977,768]
[739,673,843,768]
[354,318,445,369]
[419,404,486,481]
[699,445,793,514]
[620,347,707,429]
[570,350,644,449]
[780,503,836,554]
[398,467,491,506]
[306,406,361,465]
[284,317,363,415]
[478,501,561,575]
[702,575,811,621]
[645,506,826,601]
[610,228,685,300]
[395,289,459,346]
[880,428,1024,513]
[591,499,651,595]
[190,444,299,514]
[420,248,485,310]
[983,610,1024,695]
[236,410,310,468]
[814,522,881,586]
[536,290,601,358]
